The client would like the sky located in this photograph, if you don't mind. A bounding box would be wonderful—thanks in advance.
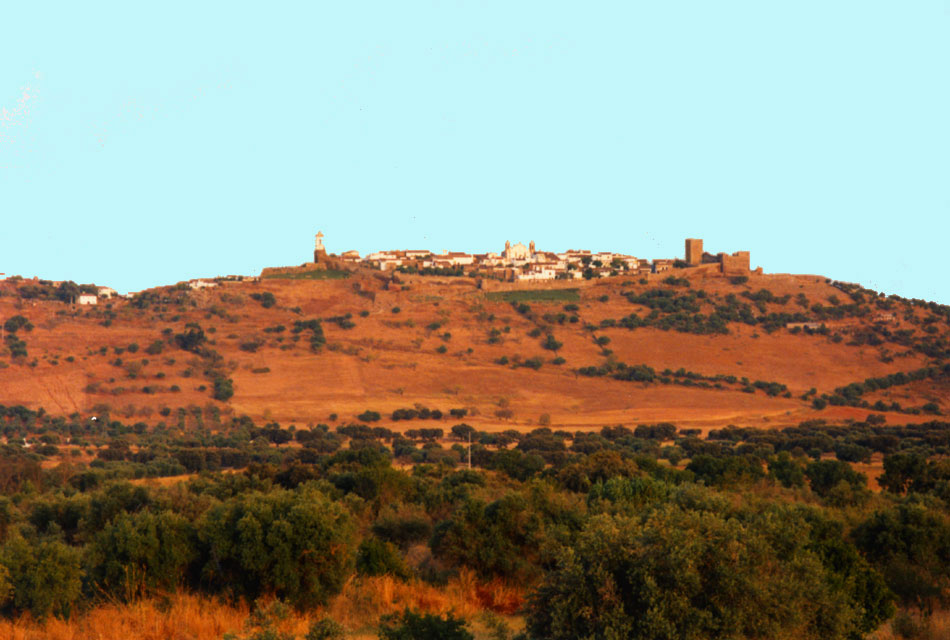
[1,1,948,301]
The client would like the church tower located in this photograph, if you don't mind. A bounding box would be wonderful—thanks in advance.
[529,240,536,255]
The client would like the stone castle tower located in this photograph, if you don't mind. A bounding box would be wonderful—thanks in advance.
[685,238,703,266]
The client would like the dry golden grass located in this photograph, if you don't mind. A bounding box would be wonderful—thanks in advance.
[868,608,950,640]
[0,593,250,640]
[327,570,522,627]
[0,573,525,640]
[1,270,945,433]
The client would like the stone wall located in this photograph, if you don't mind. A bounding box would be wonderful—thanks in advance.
[476,277,600,293]
[690,263,724,276]
[259,262,326,278]
[720,251,751,276]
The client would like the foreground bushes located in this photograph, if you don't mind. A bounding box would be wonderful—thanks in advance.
[528,484,894,640]
[378,609,474,640]
[198,487,355,608]
[7,406,950,636]
[0,537,82,619]
[87,509,196,600]
[0,484,355,617]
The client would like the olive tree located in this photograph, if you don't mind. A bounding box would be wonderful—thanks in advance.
[197,486,355,608]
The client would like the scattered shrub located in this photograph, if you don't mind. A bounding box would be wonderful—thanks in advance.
[213,377,234,402]
[378,609,473,640]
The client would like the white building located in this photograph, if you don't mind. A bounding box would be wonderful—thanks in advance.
[365,251,398,261]
[377,258,403,270]
[78,294,98,305]
[516,264,558,281]
[503,241,535,262]
[441,251,475,266]
[189,280,218,289]
[558,250,591,261]
[97,286,118,298]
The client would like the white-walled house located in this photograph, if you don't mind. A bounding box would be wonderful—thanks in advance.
[442,252,475,266]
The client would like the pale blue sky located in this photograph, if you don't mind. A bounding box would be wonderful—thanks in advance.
[1,1,948,301]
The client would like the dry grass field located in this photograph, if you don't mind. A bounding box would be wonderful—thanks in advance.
[0,268,943,433]
[0,573,524,640]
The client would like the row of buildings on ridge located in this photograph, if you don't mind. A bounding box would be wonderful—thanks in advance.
[315,232,753,281]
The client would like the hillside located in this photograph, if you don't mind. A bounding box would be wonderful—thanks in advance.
[2,266,947,433]
[3,265,950,639]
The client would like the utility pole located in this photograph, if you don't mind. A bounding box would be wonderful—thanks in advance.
[468,431,472,469]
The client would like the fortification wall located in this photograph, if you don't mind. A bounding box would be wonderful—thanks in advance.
[721,251,751,276]
[261,253,354,278]
[260,262,326,278]
[690,263,724,276]
[476,277,599,293]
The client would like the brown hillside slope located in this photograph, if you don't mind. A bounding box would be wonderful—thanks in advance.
[0,269,946,432]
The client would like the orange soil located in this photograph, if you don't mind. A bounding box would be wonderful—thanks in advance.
[0,270,945,432]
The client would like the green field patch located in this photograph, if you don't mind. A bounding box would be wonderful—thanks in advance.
[484,288,580,303]
[263,269,350,280]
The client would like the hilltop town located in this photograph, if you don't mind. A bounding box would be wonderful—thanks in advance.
[271,232,757,282]
[1,231,950,640]
[2,234,755,304]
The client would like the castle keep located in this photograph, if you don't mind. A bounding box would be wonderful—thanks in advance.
[685,238,703,266]
[685,238,753,275]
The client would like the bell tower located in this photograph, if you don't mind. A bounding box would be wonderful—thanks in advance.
[314,231,327,262]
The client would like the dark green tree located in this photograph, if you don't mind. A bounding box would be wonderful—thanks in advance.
[878,452,928,494]
[55,281,81,304]
[526,503,890,640]
[854,503,950,610]
[3,315,33,333]
[213,376,234,401]
[378,609,473,640]
[768,451,806,488]
[87,509,197,599]
[174,323,207,353]
[197,487,355,608]
[355,537,410,579]
[431,494,544,581]
[805,460,869,505]
[541,334,563,351]
[0,537,83,619]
